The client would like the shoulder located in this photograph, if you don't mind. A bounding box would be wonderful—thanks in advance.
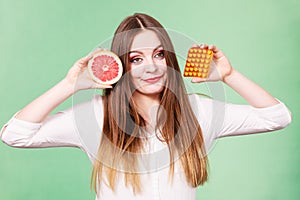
[187,93,219,114]
[72,93,104,110]
[70,93,104,124]
[93,94,104,107]
[186,93,217,125]
[186,93,228,130]
[187,93,212,105]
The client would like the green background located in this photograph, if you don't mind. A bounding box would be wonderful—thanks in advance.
[0,0,299,199]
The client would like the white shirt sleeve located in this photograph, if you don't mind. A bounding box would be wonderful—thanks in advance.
[0,94,104,156]
[0,108,80,148]
[189,94,292,140]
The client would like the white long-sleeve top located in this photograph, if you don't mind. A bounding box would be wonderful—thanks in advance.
[0,94,292,200]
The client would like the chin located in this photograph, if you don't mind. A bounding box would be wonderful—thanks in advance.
[136,85,165,95]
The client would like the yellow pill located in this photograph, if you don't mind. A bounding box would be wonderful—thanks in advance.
[193,72,197,76]
[202,54,206,58]
[198,49,202,53]
[201,59,204,62]
[198,73,202,77]
[206,55,211,59]
[203,50,207,53]
[200,64,204,67]
[202,74,207,78]
[203,69,208,73]
[197,54,201,58]
[187,63,191,67]
[190,49,194,53]
[204,64,209,68]
[185,68,189,71]
[192,58,195,62]
[208,50,212,54]
[189,53,193,57]
[205,60,209,64]
[194,68,198,71]
[191,63,194,66]
[195,63,199,67]
[189,72,193,76]
[193,54,196,57]
[188,58,191,62]
[190,68,194,71]
[196,59,200,62]
[198,68,203,72]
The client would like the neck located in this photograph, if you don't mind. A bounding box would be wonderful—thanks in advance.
[132,92,161,124]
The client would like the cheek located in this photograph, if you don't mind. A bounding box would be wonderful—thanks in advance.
[130,66,144,78]
[158,60,168,73]
[159,59,167,66]
[159,64,168,75]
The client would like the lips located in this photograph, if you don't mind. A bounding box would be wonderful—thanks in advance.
[143,76,162,83]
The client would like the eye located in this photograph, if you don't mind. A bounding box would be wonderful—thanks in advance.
[154,50,165,59]
[130,57,143,64]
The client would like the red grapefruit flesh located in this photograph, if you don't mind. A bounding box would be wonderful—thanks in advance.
[87,50,123,85]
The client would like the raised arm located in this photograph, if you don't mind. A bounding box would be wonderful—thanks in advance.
[190,44,291,140]
[15,53,111,123]
[1,50,110,148]
[191,44,279,108]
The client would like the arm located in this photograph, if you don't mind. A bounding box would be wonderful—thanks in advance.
[1,51,110,148]
[190,44,291,140]
[1,95,103,151]
[189,94,291,147]
[223,69,279,108]
[192,44,280,108]
[14,78,74,123]
[14,53,111,123]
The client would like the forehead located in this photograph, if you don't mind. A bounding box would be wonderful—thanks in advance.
[130,30,161,51]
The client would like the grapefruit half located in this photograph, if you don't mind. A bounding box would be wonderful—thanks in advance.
[87,50,123,85]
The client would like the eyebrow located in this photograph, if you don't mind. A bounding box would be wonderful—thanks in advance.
[129,44,163,55]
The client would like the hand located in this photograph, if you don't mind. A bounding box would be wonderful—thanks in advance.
[191,44,233,83]
[64,48,112,92]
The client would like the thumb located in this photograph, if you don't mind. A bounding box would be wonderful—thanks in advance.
[93,83,113,89]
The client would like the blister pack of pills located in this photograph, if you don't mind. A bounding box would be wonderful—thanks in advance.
[183,47,214,78]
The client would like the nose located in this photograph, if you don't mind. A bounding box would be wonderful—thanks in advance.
[144,57,158,73]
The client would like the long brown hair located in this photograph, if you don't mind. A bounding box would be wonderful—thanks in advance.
[91,13,209,194]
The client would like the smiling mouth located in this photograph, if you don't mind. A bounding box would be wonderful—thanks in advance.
[143,76,162,83]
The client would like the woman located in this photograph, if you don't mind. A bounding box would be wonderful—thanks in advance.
[0,13,292,200]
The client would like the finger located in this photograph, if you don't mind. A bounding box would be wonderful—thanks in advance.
[208,45,222,57]
[200,43,208,49]
[94,83,113,89]
[208,44,216,50]
[79,54,92,62]
[207,45,224,59]
[213,49,225,59]
[78,55,93,66]
[85,54,93,61]
[211,46,221,54]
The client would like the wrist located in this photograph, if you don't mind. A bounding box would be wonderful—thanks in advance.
[60,78,77,96]
[223,68,236,84]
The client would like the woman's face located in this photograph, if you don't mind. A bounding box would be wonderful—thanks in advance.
[128,30,167,96]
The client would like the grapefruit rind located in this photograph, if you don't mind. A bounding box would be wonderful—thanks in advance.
[87,50,123,85]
